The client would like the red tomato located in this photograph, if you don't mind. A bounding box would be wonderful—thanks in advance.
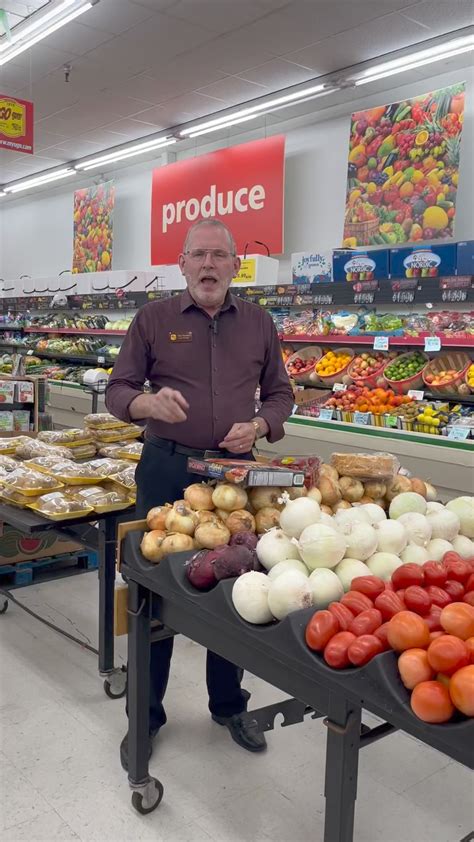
[449,665,474,716]
[398,648,434,689]
[350,575,385,599]
[444,559,470,585]
[384,581,395,592]
[430,631,444,641]
[427,635,470,675]
[423,561,447,588]
[341,591,373,616]
[440,602,474,640]
[411,681,454,723]
[305,610,339,652]
[444,580,465,601]
[392,563,425,590]
[395,589,406,601]
[425,605,443,631]
[404,585,431,615]
[425,586,451,608]
[323,631,357,669]
[442,551,462,567]
[374,590,406,621]
[348,608,382,637]
[464,636,474,664]
[328,602,354,631]
[374,622,391,651]
[347,634,384,667]
[463,592,474,608]
[387,611,430,652]
[465,573,474,593]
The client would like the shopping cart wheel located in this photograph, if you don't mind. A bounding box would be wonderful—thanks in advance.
[0,600,8,614]
[103,665,127,699]
[131,778,163,814]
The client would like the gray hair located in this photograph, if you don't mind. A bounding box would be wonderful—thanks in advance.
[183,219,236,254]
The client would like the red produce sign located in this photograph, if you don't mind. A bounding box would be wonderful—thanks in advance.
[0,94,34,154]
[151,136,285,264]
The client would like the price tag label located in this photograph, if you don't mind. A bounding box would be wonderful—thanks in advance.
[373,336,389,350]
[97,356,105,364]
[385,414,398,428]
[353,411,370,425]
[448,427,470,441]
[319,408,334,421]
[408,389,424,401]
[292,403,298,416]
[333,383,347,393]
[27,350,34,356]
[424,336,441,352]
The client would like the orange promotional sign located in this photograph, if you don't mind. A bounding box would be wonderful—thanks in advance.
[0,94,34,154]
[151,136,285,264]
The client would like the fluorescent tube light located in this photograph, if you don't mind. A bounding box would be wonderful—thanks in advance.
[0,190,6,197]
[0,1,94,66]
[180,82,329,136]
[188,114,260,138]
[75,137,176,170]
[5,169,75,194]
[0,0,78,51]
[354,35,474,86]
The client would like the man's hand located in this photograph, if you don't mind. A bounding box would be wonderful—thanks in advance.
[130,389,189,423]
[219,422,257,454]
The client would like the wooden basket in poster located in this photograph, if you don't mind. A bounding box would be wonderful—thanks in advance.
[343,218,379,246]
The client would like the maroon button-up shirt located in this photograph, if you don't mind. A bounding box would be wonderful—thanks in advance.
[105,290,294,450]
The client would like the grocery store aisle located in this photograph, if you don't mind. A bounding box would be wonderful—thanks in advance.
[0,572,472,842]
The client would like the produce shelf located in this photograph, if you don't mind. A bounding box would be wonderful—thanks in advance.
[280,333,474,347]
[24,327,127,336]
[295,383,474,405]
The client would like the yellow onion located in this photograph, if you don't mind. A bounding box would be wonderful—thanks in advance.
[286,486,308,500]
[226,509,256,535]
[184,483,215,511]
[339,476,364,503]
[385,475,412,502]
[195,510,220,525]
[161,533,194,554]
[248,486,282,512]
[140,529,167,563]
[363,481,387,499]
[332,500,352,512]
[319,477,342,507]
[410,478,427,498]
[255,507,281,533]
[212,483,248,512]
[320,464,339,481]
[307,487,322,504]
[146,505,171,531]
[215,508,229,522]
[165,504,197,536]
[195,521,231,549]
[321,505,333,516]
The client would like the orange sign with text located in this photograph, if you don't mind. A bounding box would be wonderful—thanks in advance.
[0,94,34,154]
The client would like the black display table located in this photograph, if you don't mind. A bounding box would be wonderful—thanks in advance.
[0,501,134,698]
[122,531,474,841]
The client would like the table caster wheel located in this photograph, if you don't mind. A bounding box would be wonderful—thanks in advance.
[131,778,163,814]
[0,600,8,615]
[103,665,127,699]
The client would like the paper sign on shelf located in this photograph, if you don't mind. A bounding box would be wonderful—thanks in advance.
[385,415,398,427]
[319,408,334,421]
[424,336,441,352]
[333,383,347,392]
[447,427,470,441]
[408,390,424,400]
[353,411,370,425]
[373,336,389,350]
[292,404,298,416]
[233,258,256,285]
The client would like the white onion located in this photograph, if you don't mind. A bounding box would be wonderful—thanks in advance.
[446,497,474,538]
[400,544,429,566]
[334,507,371,529]
[375,520,407,555]
[343,522,378,561]
[452,534,474,559]
[397,512,432,547]
[366,552,403,581]
[335,558,371,592]
[267,558,309,581]
[212,483,248,512]
[256,529,300,570]
[426,501,444,514]
[279,496,321,539]
[358,503,387,525]
[427,508,460,542]
[296,523,346,571]
[267,570,313,620]
[232,572,273,624]
[424,482,438,502]
[426,538,454,562]
[320,512,335,527]
[389,492,427,519]
[309,568,344,608]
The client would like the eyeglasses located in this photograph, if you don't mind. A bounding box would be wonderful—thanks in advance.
[184,248,236,261]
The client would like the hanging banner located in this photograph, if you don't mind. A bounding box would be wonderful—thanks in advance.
[72,181,115,273]
[151,135,285,264]
[343,82,465,246]
[0,93,34,154]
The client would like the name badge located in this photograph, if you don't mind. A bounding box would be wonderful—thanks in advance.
[169,331,193,343]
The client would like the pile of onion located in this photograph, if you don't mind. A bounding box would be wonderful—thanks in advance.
[184,483,215,511]
[212,483,248,512]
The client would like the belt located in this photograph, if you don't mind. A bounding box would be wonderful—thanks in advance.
[145,433,224,459]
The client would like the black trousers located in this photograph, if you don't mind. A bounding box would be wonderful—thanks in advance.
[134,438,250,734]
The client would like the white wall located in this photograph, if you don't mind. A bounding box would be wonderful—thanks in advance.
[1,66,473,282]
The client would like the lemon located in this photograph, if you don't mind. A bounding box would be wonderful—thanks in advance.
[422,206,449,231]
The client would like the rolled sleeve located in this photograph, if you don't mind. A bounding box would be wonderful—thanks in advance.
[105,309,152,423]
[257,313,294,443]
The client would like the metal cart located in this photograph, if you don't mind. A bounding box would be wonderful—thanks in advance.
[121,532,474,841]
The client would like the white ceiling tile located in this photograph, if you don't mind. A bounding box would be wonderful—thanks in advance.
[153,91,226,124]
[120,105,168,129]
[102,117,162,139]
[115,74,168,103]
[166,0,275,35]
[79,128,130,146]
[85,91,156,117]
[4,43,73,74]
[35,21,115,56]
[144,53,228,93]
[400,0,474,33]
[0,62,31,89]
[128,0,179,9]
[79,0,156,34]
[197,75,269,106]
[34,129,71,151]
[238,58,317,88]
[186,31,276,75]
[50,139,106,158]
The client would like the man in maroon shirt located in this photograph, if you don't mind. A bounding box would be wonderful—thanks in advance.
[106,219,293,770]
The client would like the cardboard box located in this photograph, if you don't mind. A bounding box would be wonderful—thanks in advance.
[390,244,457,279]
[291,251,333,284]
[0,523,82,566]
[456,241,474,276]
[187,457,305,487]
[332,248,389,282]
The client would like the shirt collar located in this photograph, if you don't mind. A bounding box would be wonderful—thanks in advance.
[180,289,238,314]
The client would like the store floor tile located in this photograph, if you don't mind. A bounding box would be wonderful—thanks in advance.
[0,574,472,842]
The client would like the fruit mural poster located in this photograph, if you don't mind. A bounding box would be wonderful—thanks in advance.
[72,181,115,272]
[344,83,465,246]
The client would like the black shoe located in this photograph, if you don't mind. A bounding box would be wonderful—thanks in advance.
[211,712,267,753]
[120,731,156,772]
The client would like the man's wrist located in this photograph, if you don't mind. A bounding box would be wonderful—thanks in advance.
[252,417,269,440]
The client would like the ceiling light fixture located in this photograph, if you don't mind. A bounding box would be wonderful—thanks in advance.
[74,136,177,170]
[5,168,75,194]
[187,114,260,138]
[0,1,97,66]
[180,82,332,136]
[353,34,474,86]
